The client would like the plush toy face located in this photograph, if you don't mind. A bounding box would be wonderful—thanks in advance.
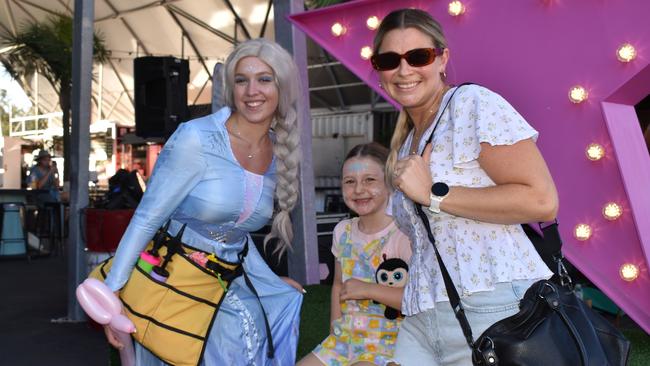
[375,257,409,288]
[375,256,409,320]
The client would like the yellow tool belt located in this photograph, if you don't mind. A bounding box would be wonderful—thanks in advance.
[90,239,242,366]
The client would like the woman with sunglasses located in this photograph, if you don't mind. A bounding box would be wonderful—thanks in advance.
[372,9,559,366]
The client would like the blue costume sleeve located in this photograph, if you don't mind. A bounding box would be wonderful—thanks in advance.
[104,123,206,291]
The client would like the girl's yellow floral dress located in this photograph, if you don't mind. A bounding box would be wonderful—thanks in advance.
[313,218,411,366]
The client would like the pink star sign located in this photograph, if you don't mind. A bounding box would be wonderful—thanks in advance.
[289,0,650,332]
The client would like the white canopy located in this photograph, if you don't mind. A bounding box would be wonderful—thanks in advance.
[0,0,370,127]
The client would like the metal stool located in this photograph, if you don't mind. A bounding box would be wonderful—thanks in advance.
[34,202,64,256]
[45,202,64,256]
[0,202,28,258]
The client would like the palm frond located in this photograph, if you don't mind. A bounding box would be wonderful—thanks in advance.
[0,13,108,89]
[305,0,349,10]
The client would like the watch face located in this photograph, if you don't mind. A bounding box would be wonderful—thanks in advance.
[432,182,450,197]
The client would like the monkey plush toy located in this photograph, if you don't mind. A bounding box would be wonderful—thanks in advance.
[374,254,409,320]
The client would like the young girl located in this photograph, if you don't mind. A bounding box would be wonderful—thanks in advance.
[298,143,412,366]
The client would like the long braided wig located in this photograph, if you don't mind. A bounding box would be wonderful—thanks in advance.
[222,39,301,255]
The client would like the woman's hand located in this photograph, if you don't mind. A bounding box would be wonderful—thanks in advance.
[104,324,125,349]
[280,276,306,294]
[393,143,434,205]
[339,278,371,301]
[102,290,125,349]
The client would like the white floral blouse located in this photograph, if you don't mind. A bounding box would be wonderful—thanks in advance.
[392,84,553,316]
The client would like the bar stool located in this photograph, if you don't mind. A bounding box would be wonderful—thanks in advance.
[34,202,64,256]
[44,202,64,256]
[0,202,28,258]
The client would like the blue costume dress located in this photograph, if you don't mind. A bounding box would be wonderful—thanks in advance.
[103,107,303,366]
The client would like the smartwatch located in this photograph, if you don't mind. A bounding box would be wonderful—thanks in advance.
[427,182,450,214]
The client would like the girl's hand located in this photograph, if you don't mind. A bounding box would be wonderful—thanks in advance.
[393,143,434,205]
[339,278,371,301]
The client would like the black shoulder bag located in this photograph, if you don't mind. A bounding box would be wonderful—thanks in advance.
[413,84,630,366]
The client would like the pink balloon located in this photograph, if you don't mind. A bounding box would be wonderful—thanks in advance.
[111,314,136,334]
[81,278,122,314]
[75,279,136,366]
[114,330,136,366]
[76,285,111,324]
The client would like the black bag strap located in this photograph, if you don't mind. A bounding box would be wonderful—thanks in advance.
[411,83,566,349]
[161,224,275,358]
[238,238,275,359]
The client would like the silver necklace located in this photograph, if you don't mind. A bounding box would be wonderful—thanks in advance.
[408,85,450,155]
[230,122,265,159]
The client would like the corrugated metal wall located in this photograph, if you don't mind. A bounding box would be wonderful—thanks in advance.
[311,112,373,140]
[311,111,374,212]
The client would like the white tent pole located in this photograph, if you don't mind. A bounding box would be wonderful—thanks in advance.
[273,0,320,285]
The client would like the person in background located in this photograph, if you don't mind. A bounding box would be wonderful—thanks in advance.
[29,149,60,202]
[298,142,412,366]
[371,9,559,365]
[101,38,304,365]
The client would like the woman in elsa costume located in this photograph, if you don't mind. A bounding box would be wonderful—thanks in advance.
[102,38,304,366]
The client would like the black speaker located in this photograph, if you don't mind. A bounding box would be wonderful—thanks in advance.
[134,56,190,138]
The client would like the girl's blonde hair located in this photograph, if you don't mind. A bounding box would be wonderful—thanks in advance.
[372,9,448,187]
[222,38,301,255]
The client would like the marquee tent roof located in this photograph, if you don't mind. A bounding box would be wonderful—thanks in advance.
[0,0,371,128]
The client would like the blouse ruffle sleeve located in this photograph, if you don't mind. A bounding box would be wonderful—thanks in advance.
[450,85,539,167]
[104,122,207,291]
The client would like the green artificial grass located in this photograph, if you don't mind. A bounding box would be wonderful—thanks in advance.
[624,328,650,365]
[297,284,332,359]
[110,284,650,365]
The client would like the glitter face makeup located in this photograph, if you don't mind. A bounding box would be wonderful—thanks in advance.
[341,157,389,217]
[347,161,368,173]
[233,56,279,127]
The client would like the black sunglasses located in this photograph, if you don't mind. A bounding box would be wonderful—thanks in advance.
[370,48,443,71]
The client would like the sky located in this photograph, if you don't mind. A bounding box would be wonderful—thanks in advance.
[0,64,33,111]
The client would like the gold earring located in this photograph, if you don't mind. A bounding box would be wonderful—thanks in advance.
[440,71,447,79]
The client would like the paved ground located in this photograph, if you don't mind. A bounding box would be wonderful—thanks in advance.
[0,254,109,365]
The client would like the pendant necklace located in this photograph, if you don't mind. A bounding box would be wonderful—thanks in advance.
[230,121,265,159]
[409,85,451,155]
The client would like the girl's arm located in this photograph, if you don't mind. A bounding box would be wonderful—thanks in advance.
[339,278,404,310]
[330,261,343,331]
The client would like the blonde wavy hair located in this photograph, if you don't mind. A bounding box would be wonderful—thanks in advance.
[222,38,301,255]
[372,9,448,187]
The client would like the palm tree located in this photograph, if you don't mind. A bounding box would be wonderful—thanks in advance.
[0,14,108,182]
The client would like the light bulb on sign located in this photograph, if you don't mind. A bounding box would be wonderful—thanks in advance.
[569,86,588,103]
[574,224,592,241]
[448,1,466,16]
[616,43,637,62]
[331,22,346,37]
[360,46,373,60]
[620,263,639,281]
[586,143,605,161]
[603,202,622,221]
[366,16,380,30]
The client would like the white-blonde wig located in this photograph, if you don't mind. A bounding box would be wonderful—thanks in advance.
[222,38,301,255]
